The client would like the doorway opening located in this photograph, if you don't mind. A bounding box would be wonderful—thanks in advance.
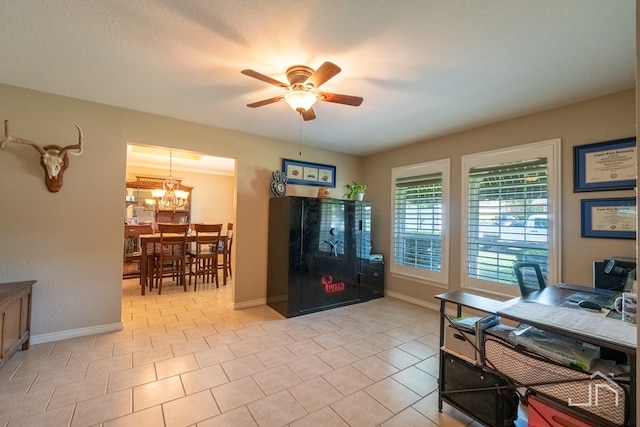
[123,143,237,297]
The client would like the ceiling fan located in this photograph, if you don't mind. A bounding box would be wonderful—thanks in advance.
[241,61,363,121]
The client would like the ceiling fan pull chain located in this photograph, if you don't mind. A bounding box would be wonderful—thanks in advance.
[299,113,303,156]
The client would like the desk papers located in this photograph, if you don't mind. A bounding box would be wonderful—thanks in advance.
[498,302,636,348]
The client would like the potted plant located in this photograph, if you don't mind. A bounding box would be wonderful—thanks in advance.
[343,181,367,201]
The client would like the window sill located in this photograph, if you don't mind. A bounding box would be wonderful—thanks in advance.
[390,271,449,289]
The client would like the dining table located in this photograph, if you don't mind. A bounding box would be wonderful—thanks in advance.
[138,233,228,295]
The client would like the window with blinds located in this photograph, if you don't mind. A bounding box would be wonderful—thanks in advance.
[461,139,560,295]
[391,159,450,285]
[467,158,548,284]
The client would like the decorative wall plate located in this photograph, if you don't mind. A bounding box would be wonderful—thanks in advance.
[271,169,287,197]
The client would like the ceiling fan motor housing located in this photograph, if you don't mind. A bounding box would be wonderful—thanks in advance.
[286,65,314,88]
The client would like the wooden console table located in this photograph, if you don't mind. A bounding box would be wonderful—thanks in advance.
[0,280,35,369]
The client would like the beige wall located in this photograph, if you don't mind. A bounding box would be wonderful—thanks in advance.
[0,83,362,341]
[0,83,636,342]
[364,89,636,308]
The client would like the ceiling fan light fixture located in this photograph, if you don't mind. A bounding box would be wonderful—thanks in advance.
[242,62,362,120]
[284,90,317,112]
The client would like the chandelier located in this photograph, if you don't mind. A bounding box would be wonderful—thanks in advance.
[151,150,189,209]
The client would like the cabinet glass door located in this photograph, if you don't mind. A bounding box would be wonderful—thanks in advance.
[299,199,361,312]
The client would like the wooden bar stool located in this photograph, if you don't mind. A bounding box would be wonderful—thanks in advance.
[188,224,223,290]
[123,224,154,286]
[153,223,189,294]
[218,223,233,285]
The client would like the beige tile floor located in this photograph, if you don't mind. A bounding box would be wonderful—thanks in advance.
[0,278,483,427]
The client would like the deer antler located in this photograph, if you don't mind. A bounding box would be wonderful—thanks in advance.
[0,120,46,155]
[58,124,83,156]
[1,119,85,192]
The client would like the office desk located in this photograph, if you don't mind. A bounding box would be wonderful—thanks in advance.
[499,284,634,355]
[436,285,636,426]
[139,233,227,295]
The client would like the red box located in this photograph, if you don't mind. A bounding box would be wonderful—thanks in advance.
[527,394,592,427]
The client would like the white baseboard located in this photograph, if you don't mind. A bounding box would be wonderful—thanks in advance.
[385,290,490,319]
[233,297,267,310]
[384,289,440,312]
[31,322,123,345]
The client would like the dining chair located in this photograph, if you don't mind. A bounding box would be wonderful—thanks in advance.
[123,224,154,285]
[218,222,233,283]
[188,223,223,290]
[513,261,546,297]
[153,223,189,294]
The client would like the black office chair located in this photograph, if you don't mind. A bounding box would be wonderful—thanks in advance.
[513,262,546,297]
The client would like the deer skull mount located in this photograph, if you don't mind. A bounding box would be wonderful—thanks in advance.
[0,120,83,192]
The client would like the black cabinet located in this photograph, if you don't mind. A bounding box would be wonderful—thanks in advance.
[267,196,375,318]
[364,254,384,300]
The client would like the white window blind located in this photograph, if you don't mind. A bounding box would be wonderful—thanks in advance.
[461,139,561,297]
[394,173,443,270]
[391,159,450,285]
[467,158,549,285]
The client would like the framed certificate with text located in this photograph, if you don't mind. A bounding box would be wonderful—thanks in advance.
[573,137,636,192]
[581,197,636,239]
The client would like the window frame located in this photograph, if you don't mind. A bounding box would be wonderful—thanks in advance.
[461,139,561,297]
[390,158,450,287]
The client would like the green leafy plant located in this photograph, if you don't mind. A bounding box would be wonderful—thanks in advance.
[343,181,367,199]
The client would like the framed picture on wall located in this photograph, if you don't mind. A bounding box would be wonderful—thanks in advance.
[580,197,636,239]
[573,137,636,192]
[283,158,336,187]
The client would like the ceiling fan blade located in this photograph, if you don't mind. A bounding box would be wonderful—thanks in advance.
[301,108,316,121]
[317,92,363,106]
[241,69,289,89]
[305,62,341,89]
[246,96,284,108]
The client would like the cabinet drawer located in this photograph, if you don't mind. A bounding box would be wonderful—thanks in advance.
[444,325,479,363]
[441,353,519,426]
[527,394,592,427]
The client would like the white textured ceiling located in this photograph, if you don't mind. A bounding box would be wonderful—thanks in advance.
[0,1,635,156]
